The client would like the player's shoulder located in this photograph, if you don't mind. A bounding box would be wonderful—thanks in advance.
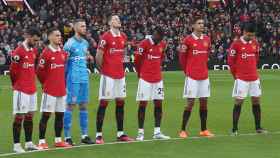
[65,37,76,46]
[120,32,127,39]
[203,35,211,41]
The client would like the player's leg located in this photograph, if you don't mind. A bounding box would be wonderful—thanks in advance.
[115,77,133,142]
[136,78,150,141]
[54,96,71,147]
[38,93,54,149]
[96,75,112,144]
[249,79,266,133]
[152,81,170,139]
[64,82,78,145]
[13,114,25,153]
[12,90,25,153]
[197,78,213,137]
[180,77,197,138]
[24,92,39,151]
[78,82,93,144]
[231,79,248,135]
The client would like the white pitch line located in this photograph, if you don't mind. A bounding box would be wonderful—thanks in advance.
[1,131,280,157]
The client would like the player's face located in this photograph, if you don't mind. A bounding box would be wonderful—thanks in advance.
[110,16,122,28]
[193,19,205,33]
[243,31,255,41]
[153,32,163,43]
[75,22,87,36]
[49,30,62,45]
[28,35,40,48]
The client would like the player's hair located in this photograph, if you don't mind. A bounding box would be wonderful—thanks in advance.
[73,19,86,25]
[191,16,204,24]
[25,27,41,37]
[107,14,118,23]
[153,26,165,36]
[47,27,60,36]
[243,22,256,33]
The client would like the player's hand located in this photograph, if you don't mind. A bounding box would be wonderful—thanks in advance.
[87,55,94,63]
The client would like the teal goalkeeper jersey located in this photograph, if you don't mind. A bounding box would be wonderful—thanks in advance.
[64,36,89,83]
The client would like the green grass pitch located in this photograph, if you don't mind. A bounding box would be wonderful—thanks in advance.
[0,70,280,158]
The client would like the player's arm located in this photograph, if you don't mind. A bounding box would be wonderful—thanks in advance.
[227,43,237,79]
[9,50,21,86]
[178,37,188,74]
[96,37,107,71]
[36,50,48,84]
[134,42,145,77]
[255,42,260,65]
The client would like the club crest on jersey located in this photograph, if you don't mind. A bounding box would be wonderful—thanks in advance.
[61,54,65,60]
[203,41,208,47]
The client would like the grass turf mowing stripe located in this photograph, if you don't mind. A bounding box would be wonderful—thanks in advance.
[1,131,280,157]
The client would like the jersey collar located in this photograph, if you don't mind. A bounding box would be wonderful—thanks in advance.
[191,33,204,40]
[22,40,33,51]
[48,45,61,52]
[110,29,121,37]
[240,36,252,44]
[146,35,154,45]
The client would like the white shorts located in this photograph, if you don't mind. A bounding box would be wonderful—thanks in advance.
[232,79,261,99]
[136,79,164,101]
[13,90,37,115]
[98,75,126,100]
[40,93,66,112]
[183,77,210,98]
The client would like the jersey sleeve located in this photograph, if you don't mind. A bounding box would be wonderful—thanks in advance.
[134,40,146,76]
[179,37,188,74]
[36,50,48,84]
[97,34,108,52]
[227,42,237,78]
[9,49,21,86]
[63,39,72,55]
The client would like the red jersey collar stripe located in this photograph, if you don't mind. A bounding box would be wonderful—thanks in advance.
[22,40,33,51]
[48,45,61,52]
[110,29,121,37]
[240,36,252,44]
[191,33,204,40]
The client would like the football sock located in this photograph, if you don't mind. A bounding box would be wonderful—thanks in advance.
[23,113,33,142]
[181,100,194,131]
[233,104,242,131]
[154,100,162,128]
[252,104,261,129]
[138,101,148,129]
[199,98,208,131]
[13,115,24,143]
[79,110,88,136]
[116,100,125,132]
[64,109,72,138]
[55,112,64,138]
[96,100,108,133]
[39,112,51,139]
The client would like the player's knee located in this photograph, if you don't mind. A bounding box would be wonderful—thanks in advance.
[66,104,75,111]
[153,100,162,107]
[139,101,148,107]
[79,103,87,110]
[14,114,24,123]
[24,113,33,121]
[42,112,51,119]
[116,99,125,107]
[251,97,260,105]
[99,99,109,108]
[235,99,244,105]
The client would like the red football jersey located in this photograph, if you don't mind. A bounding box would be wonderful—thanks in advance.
[9,43,37,94]
[135,37,166,83]
[37,46,68,96]
[98,30,127,79]
[180,33,211,80]
[227,36,260,81]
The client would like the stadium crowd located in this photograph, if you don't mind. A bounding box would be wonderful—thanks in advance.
[0,0,279,66]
